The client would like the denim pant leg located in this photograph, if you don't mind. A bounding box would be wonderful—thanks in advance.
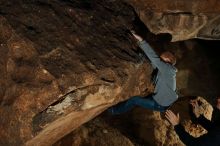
[108,96,167,115]
[135,96,168,112]
[108,96,141,115]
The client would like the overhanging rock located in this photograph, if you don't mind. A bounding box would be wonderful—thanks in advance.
[0,1,154,145]
[127,0,220,41]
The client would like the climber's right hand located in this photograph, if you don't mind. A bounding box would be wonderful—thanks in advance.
[130,30,143,42]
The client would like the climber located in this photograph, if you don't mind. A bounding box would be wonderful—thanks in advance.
[165,97,220,146]
[108,30,178,114]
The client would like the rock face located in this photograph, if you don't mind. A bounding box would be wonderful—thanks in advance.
[0,1,153,145]
[0,0,220,146]
[127,0,220,41]
[53,117,136,146]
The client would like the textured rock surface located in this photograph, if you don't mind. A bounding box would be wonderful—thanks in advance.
[0,1,153,145]
[0,0,220,146]
[127,0,220,41]
[53,118,135,146]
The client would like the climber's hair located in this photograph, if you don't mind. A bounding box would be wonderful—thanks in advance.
[160,51,176,65]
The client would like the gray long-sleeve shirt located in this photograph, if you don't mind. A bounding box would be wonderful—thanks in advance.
[138,40,178,106]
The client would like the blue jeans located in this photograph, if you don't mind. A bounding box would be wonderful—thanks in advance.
[108,96,168,115]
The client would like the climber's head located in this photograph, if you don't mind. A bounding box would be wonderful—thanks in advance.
[160,51,176,65]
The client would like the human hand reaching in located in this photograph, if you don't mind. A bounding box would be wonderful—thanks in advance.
[130,30,143,42]
[165,110,180,126]
[190,99,201,118]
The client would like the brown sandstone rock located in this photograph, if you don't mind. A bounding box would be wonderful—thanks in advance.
[127,0,220,41]
[0,1,153,145]
[0,0,220,146]
[53,118,135,146]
